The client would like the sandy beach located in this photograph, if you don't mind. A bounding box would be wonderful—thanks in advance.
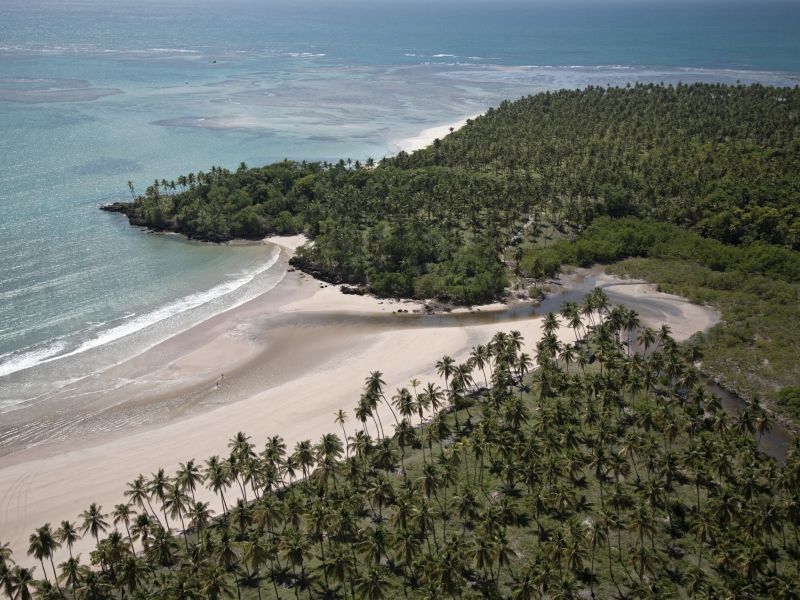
[0,233,720,566]
[0,120,719,566]
[0,243,553,562]
[394,113,482,153]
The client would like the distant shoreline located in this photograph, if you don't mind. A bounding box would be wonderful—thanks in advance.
[393,113,483,154]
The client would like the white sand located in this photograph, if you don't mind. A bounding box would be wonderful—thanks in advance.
[595,272,721,342]
[0,242,718,566]
[263,233,309,251]
[394,113,482,153]
[0,279,555,564]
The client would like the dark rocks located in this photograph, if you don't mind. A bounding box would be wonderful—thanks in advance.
[100,201,133,214]
[100,201,148,227]
[100,202,234,243]
[340,285,366,296]
[288,256,353,286]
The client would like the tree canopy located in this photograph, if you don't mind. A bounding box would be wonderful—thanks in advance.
[4,304,800,599]
[114,83,800,305]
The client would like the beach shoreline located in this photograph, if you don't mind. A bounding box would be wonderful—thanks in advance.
[0,117,719,565]
[0,234,721,565]
[393,113,483,153]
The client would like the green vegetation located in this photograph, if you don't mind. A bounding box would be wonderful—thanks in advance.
[410,84,800,249]
[108,83,800,417]
[609,256,800,424]
[517,217,800,422]
[2,296,799,599]
[112,83,800,305]
[777,388,800,423]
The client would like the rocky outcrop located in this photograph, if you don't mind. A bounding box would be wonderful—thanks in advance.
[100,202,235,243]
[100,202,148,227]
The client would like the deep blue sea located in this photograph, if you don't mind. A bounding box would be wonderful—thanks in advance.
[1,0,799,410]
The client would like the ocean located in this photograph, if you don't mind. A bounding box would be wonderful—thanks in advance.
[1,0,799,411]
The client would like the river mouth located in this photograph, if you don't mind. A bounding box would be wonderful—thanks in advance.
[538,267,793,462]
[0,263,793,463]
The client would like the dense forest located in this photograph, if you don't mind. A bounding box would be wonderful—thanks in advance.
[3,298,800,599]
[108,83,800,303]
[105,82,800,422]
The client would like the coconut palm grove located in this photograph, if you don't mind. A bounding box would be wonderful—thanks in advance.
[3,86,800,598]
[2,292,800,599]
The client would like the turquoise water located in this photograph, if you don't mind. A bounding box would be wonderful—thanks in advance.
[1,0,799,409]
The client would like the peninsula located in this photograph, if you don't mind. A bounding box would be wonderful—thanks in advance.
[2,83,799,600]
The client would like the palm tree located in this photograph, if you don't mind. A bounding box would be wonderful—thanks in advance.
[0,542,15,599]
[112,504,136,555]
[75,570,113,599]
[56,521,80,560]
[150,526,178,568]
[37,578,66,600]
[470,345,491,389]
[124,475,162,528]
[163,484,191,551]
[79,503,109,546]
[542,312,560,338]
[281,528,310,599]
[27,524,61,586]
[118,555,148,598]
[355,566,389,600]
[424,382,445,416]
[205,455,233,516]
[292,439,316,485]
[365,370,399,426]
[355,400,373,438]
[176,459,205,503]
[334,410,350,457]
[9,566,36,600]
[58,556,84,598]
[392,388,416,423]
[395,419,416,475]
[242,533,269,600]
[511,564,538,600]
[436,356,457,401]
[584,517,606,597]
[494,530,519,581]
[330,540,358,594]
[188,501,215,534]
[359,525,389,565]
[147,469,173,529]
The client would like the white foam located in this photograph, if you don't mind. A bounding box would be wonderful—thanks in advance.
[0,341,68,378]
[59,250,280,359]
[0,249,281,378]
[284,52,327,58]
[149,48,200,54]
